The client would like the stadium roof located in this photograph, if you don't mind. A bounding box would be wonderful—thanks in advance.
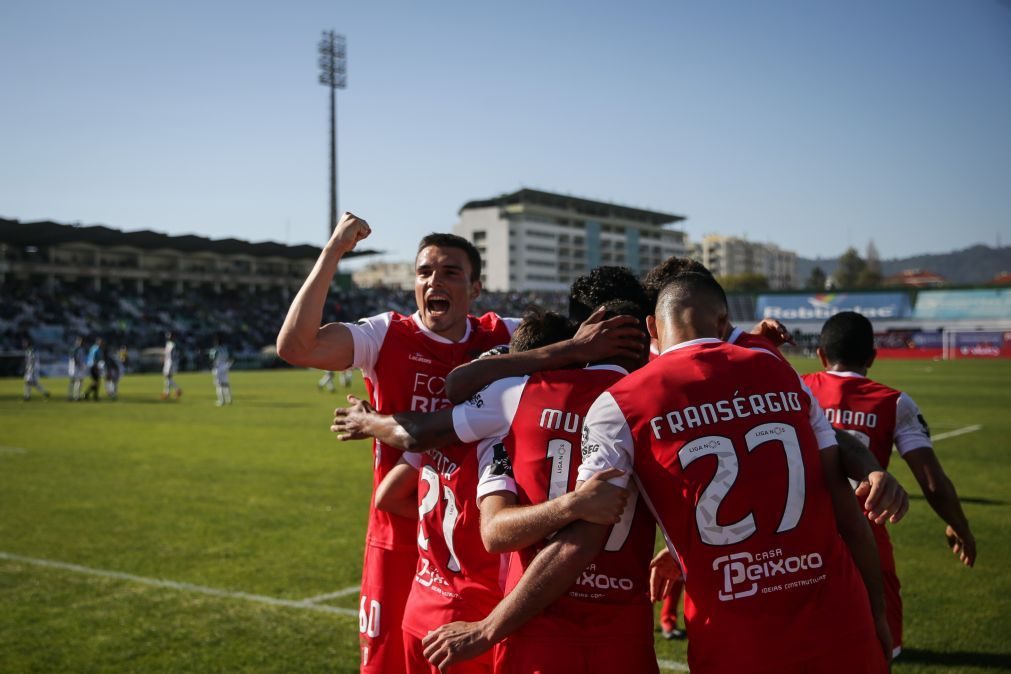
[459,188,686,227]
[0,218,378,260]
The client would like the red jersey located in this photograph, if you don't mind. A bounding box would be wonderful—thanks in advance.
[801,370,932,472]
[453,365,657,641]
[648,326,785,363]
[348,311,516,552]
[726,325,786,361]
[579,339,878,673]
[399,440,508,639]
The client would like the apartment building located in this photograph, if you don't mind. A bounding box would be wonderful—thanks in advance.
[454,188,687,291]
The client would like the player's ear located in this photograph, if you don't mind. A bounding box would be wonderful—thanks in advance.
[646,314,659,341]
[715,313,730,340]
[469,279,481,301]
[816,347,830,369]
[866,349,877,369]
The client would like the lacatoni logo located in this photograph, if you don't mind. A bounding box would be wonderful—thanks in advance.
[712,549,825,601]
[760,293,899,320]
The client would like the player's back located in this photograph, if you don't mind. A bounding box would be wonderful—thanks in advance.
[604,340,878,671]
[502,366,656,638]
[803,371,901,470]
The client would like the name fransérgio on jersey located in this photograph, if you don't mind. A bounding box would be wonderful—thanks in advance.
[650,389,804,439]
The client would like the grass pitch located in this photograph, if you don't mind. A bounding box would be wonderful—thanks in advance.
[1,359,1009,673]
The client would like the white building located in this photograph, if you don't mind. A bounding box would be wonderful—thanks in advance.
[697,234,797,289]
[351,261,415,290]
[454,188,687,292]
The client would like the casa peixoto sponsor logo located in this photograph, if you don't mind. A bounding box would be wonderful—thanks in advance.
[712,548,826,601]
[576,563,634,592]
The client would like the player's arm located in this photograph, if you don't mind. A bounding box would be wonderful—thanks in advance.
[444,308,643,404]
[894,395,975,566]
[332,395,459,452]
[903,448,976,566]
[820,443,892,661]
[478,469,627,553]
[374,456,419,520]
[835,429,909,524]
[423,519,611,669]
[749,318,795,345]
[275,212,371,370]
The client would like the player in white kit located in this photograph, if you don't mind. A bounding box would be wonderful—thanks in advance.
[162,332,182,399]
[210,336,233,406]
[22,338,50,400]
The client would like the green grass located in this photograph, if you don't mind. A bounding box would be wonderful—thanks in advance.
[2,361,1010,672]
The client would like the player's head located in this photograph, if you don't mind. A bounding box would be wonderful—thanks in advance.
[415,233,482,340]
[818,311,876,372]
[642,256,712,312]
[568,266,649,323]
[598,298,651,370]
[74,335,84,347]
[509,309,576,353]
[652,272,729,351]
[165,331,173,342]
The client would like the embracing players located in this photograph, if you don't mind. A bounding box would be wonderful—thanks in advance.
[422,273,895,673]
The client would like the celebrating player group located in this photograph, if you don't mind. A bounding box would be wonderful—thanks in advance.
[278,212,976,674]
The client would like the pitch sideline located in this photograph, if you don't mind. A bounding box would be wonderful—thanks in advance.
[0,550,690,671]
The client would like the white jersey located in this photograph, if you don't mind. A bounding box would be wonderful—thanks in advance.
[68,346,86,379]
[210,346,231,384]
[24,348,40,383]
[163,340,179,376]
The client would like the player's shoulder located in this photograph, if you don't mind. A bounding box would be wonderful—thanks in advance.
[730,330,784,358]
[472,311,510,332]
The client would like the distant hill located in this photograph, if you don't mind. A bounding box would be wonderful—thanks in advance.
[797,245,1011,286]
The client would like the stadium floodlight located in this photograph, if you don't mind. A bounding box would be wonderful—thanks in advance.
[318,30,347,237]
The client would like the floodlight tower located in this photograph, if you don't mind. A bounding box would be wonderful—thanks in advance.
[318,31,347,237]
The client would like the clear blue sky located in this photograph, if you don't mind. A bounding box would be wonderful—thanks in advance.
[2,0,1009,265]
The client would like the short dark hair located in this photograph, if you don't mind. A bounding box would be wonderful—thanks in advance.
[417,233,482,282]
[510,309,576,353]
[568,266,649,323]
[642,257,712,311]
[819,311,875,368]
[599,298,649,328]
[656,272,728,322]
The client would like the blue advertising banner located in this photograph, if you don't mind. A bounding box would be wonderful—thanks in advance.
[912,289,1011,320]
[755,293,912,321]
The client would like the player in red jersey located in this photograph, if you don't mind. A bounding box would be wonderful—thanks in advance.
[422,273,892,674]
[641,256,908,520]
[334,269,657,673]
[334,308,643,673]
[802,311,976,657]
[277,213,518,673]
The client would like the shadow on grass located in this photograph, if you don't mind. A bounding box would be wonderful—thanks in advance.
[899,648,1011,669]
[909,494,1006,506]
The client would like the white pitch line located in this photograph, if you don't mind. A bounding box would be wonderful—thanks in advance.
[0,446,28,454]
[657,658,690,671]
[1,551,693,670]
[301,586,361,603]
[0,551,356,617]
[932,424,983,442]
